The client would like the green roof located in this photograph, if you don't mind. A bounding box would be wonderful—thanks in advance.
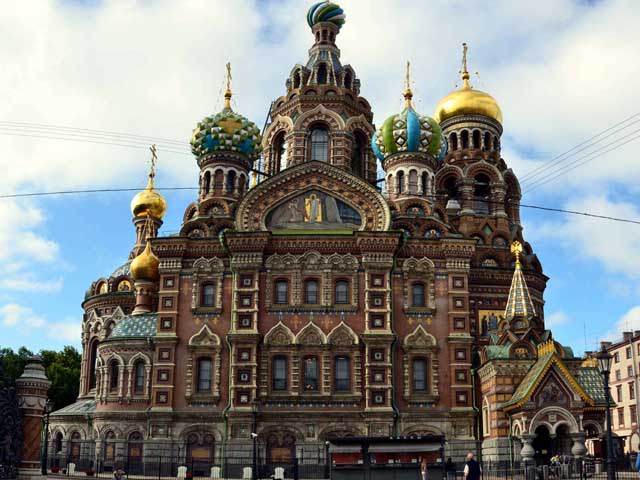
[485,345,510,360]
[576,367,609,406]
[108,313,157,339]
[51,399,96,417]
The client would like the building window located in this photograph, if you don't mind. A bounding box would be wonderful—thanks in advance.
[305,279,319,304]
[334,356,350,392]
[197,358,212,392]
[454,318,465,330]
[273,356,288,391]
[627,347,632,359]
[456,391,468,405]
[628,366,634,378]
[616,370,622,381]
[335,280,349,304]
[274,132,288,171]
[615,352,620,363]
[109,362,119,391]
[310,127,329,162]
[412,358,427,392]
[617,384,623,402]
[371,315,384,329]
[618,407,625,427]
[630,382,635,400]
[303,357,319,391]
[411,283,425,307]
[632,405,637,425]
[134,361,145,393]
[201,283,215,307]
[88,340,99,390]
[455,349,467,361]
[275,280,289,304]
[372,391,385,405]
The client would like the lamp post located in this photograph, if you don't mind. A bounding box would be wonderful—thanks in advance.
[596,345,615,480]
[251,399,260,480]
[40,398,53,475]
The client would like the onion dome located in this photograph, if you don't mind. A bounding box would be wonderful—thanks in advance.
[434,43,502,124]
[307,1,345,30]
[130,164,167,219]
[372,68,446,162]
[130,239,159,281]
[190,67,262,161]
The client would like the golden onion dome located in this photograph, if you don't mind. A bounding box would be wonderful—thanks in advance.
[434,43,502,124]
[130,165,167,219]
[130,240,159,281]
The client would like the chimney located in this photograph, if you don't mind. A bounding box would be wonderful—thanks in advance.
[623,331,634,341]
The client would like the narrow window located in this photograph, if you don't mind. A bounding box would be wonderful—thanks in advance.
[273,356,288,391]
[472,130,481,149]
[412,283,425,307]
[317,63,327,84]
[134,361,145,393]
[293,71,301,89]
[89,340,98,389]
[413,358,427,392]
[450,133,458,151]
[275,280,288,304]
[226,170,236,193]
[304,357,318,391]
[305,279,319,304]
[461,130,469,149]
[421,172,429,195]
[335,356,350,392]
[397,171,405,194]
[197,358,212,392]
[110,362,119,391]
[484,132,491,151]
[335,280,349,304]
[344,71,352,89]
[310,127,329,162]
[201,283,215,307]
[274,132,288,171]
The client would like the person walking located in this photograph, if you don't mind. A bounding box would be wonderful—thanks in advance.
[635,451,640,477]
[420,458,428,480]
[445,457,456,480]
[463,453,481,480]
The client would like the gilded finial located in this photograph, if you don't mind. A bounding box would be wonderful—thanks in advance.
[148,144,157,182]
[460,42,471,89]
[511,240,523,268]
[224,62,233,110]
[403,61,413,108]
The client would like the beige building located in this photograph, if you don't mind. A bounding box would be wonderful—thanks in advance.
[604,332,640,454]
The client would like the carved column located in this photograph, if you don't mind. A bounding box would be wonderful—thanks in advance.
[458,179,475,215]
[16,356,51,472]
[571,432,587,459]
[520,433,536,466]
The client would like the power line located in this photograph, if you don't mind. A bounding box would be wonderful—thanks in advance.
[519,112,640,184]
[1,185,639,225]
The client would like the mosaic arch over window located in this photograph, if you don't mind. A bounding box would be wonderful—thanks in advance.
[265,190,362,231]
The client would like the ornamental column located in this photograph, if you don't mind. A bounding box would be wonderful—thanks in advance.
[16,356,51,473]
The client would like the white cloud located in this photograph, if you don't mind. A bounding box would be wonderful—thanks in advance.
[0,303,45,328]
[47,319,81,343]
[0,276,63,293]
[545,311,570,328]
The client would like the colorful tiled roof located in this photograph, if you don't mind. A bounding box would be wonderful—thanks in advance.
[51,399,96,417]
[108,313,157,339]
[111,261,131,278]
[576,367,610,407]
[485,345,510,360]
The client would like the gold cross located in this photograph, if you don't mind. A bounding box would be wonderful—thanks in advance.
[226,62,232,92]
[219,117,241,134]
[224,62,233,110]
[149,144,157,175]
[462,43,468,74]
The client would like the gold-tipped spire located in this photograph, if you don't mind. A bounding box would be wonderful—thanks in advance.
[403,61,413,108]
[504,240,536,322]
[130,144,167,219]
[224,62,233,110]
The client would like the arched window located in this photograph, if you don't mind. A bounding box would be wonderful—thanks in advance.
[305,279,319,304]
[272,356,288,391]
[201,283,215,307]
[411,283,425,307]
[70,432,81,461]
[484,132,491,151]
[493,136,499,151]
[351,132,367,177]
[334,280,349,304]
[109,361,119,391]
[293,70,301,89]
[275,280,289,304]
[334,356,350,392]
[409,170,418,194]
[104,431,116,462]
[412,358,428,392]
[397,171,405,194]
[472,130,481,149]
[482,398,490,436]
[317,63,327,84]
[127,432,144,472]
[303,357,319,391]
[88,340,99,389]
[203,171,211,194]
[461,130,469,149]
[344,71,352,89]
[444,176,459,201]
[449,133,458,151]
[474,173,491,214]
[134,361,145,393]
[310,127,329,162]
[226,170,236,193]
[274,132,288,171]
[54,432,63,453]
[196,358,212,392]
[238,174,246,196]
[421,172,429,195]
[213,170,224,190]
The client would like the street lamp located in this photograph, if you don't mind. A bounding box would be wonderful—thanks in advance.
[41,399,53,475]
[251,399,260,480]
[596,344,615,480]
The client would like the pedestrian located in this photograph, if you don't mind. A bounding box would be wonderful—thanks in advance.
[635,451,640,477]
[114,469,125,480]
[420,457,428,480]
[463,452,481,480]
[445,457,456,480]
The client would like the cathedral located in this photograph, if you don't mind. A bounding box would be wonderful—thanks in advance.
[48,0,607,472]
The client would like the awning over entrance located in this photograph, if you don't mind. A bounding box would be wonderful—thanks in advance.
[368,442,442,453]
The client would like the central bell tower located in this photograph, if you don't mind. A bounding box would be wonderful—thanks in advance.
[261,1,377,184]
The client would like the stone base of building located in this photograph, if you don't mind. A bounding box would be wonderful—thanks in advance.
[17,468,46,480]
[481,437,516,464]
[444,439,479,464]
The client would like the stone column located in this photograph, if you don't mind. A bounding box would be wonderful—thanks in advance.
[16,356,51,473]
[571,432,587,459]
[520,434,536,465]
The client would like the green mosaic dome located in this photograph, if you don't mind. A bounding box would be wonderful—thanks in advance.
[190,108,263,161]
[108,313,157,339]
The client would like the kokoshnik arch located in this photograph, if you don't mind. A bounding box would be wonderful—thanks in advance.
[48,1,607,467]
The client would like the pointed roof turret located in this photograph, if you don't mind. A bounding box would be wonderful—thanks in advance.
[505,241,536,321]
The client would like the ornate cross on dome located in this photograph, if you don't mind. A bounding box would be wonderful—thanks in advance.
[149,144,157,179]
[403,60,413,107]
[460,42,472,87]
[511,240,523,267]
[224,62,233,110]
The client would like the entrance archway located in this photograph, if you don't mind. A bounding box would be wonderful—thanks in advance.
[555,424,572,458]
[533,425,552,465]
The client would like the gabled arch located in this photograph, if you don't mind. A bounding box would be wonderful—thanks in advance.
[464,161,502,183]
[128,352,151,367]
[403,325,437,349]
[327,321,359,346]
[189,325,221,348]
[293,104,346,131]
[264,321,295,346]
[402,257,435,274]
[104,352,125,366]
[295,321,326,346]
[326,253,359,271]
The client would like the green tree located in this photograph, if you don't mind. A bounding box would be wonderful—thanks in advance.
[0,347,33,382]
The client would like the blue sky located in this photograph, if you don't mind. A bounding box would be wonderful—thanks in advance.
[0,0,638,355]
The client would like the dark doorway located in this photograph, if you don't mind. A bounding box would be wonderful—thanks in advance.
[533,425,552,465]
